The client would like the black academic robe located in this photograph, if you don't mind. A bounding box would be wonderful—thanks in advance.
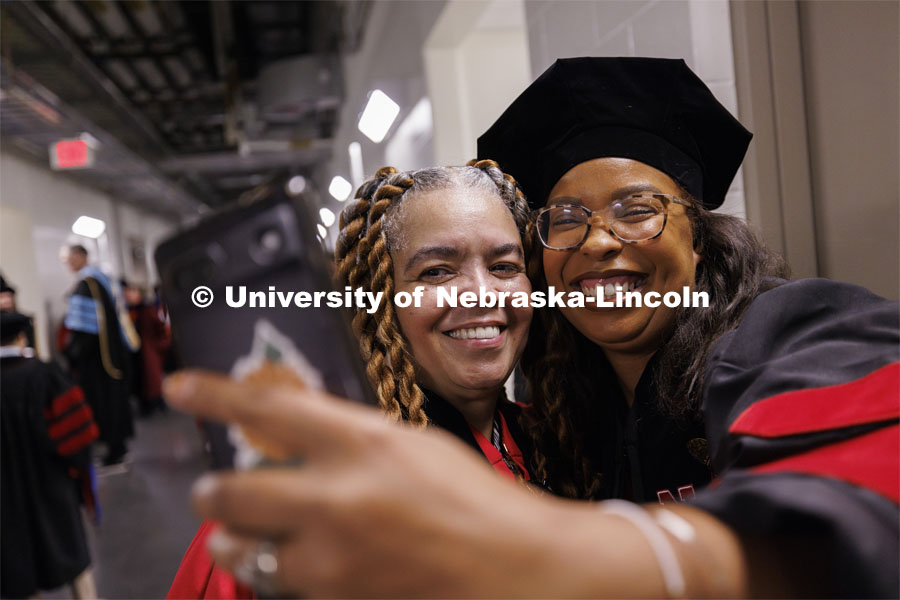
[591,358,712,503]
[596,278,898,597]
[422,390,536,477]
[64,277,133,447]
[1,357,96,598]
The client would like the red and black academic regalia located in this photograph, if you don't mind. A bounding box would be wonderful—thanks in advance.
[694,278,899,597]
[593,278,898,597]
[167,391,534,599]
[63,267,134,450]
[128,301,169,406]
[1,355,98,598]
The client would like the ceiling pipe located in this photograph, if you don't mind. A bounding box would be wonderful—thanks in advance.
[4,1,173,158]
[210,2,241,147]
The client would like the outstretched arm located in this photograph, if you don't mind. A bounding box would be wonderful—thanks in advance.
[165,371,748,598]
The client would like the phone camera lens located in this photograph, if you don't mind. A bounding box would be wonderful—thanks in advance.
[250,226,284,264]
[259,228,283,252]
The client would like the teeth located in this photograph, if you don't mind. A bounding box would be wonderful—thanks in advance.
[579,277,645,300]
[448,326,501,340]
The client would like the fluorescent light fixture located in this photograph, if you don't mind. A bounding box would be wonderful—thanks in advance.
[328,176,352,201]
[72,216,106,238]
[357,89,400,143]
[319,207,336,227]
[286,175,307,195]
[317,224,328,239]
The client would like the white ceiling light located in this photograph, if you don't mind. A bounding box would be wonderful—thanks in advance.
[72,216,106,238]
[328,176,352,201]
[319,207,336,227]
[286,175,307,195]
[357,89,400,143]
[317,224,328,239]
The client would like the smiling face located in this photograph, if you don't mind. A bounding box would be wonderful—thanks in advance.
[390,185,532,405]
[542,157,700,357]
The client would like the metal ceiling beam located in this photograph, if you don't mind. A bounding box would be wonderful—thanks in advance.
[210,1,240,146]
[1,60,204,216]
[3,1,172,158]
[68,1,162,97]
[157,143,329,175]
[112,1,184,93]
[93,46,187,61]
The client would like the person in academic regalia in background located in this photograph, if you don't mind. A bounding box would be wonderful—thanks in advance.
[1,311,99,599]
[0,273,17,312]
[60,244,135,466]
[121,280,146,413]
[1,272,37,349]
[123,280,169,416]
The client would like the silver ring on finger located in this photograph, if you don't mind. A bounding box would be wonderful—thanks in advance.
[235,540,280,596]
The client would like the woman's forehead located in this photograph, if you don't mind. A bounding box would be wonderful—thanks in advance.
[397,186,511,224]
[547,157,682,204]
[390,188,521,256]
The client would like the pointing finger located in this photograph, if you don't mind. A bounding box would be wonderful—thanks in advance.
[164,369,387,458]
[191,469,326,538]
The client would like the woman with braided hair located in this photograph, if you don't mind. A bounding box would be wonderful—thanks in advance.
[329,160,536,476]
[167,161,539,599]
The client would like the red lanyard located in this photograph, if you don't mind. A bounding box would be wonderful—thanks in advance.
[490,412,525,481]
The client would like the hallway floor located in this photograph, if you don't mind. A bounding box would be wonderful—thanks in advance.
[45,410,208,599]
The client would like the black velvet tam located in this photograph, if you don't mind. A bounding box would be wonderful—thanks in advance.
[477,57,752,210]
[1,311,30,342]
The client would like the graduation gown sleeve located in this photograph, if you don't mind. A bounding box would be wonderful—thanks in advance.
[692,278,899,597]
[167,521,256,600]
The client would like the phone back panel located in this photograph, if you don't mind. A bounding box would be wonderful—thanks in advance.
[155,187,375,409]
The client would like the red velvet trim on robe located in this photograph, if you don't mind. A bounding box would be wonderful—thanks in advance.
[167,521,255,600]
[45,385,98,456]
[751,424,899,504]
[730,362,899,437]
[728,362,900,504]
[57,424,99,456]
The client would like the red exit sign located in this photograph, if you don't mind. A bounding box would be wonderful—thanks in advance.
[50,137,96,170]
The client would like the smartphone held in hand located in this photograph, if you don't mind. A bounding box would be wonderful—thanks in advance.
[155,182,375,468]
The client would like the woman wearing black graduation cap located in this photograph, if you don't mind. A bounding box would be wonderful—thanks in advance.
[162,58,898,598]
[478,57,899,596]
